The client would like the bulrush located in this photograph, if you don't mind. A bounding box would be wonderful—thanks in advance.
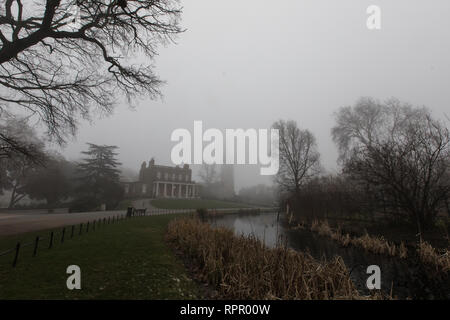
[166,217,379,300]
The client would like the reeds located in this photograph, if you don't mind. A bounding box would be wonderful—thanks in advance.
[417,241,450,273]
[310,219,408,259]
[308,219,450,274]
[166,217,375,300]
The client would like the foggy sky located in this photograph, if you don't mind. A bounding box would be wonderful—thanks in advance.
[55,0,450,191]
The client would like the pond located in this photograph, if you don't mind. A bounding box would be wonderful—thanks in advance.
[208,211,449,299]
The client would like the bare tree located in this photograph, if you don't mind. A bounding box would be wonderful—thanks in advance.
[332,97,450,235]
[198,163,218,185]
[0,112,45,162]
[0,116,47,207]
[273,120,321,194]
[0,0,182,151]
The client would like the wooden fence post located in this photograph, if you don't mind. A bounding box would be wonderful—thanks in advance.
[79,223,83,235]
[49,231,54,249]
[61,227,66,243]
[32,236,39,257]
[12,242,20,267]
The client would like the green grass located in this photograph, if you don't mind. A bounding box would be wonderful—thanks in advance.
[0,215,200,299]
[150,198,252,209]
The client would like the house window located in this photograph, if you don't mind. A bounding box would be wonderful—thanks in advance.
[124,184,129,194]
[157,171,161,179]
[179,174,182,181]
[172,173,176,180]
[142,184,147,194]
[185,175,189,182]
[164,172,168,180]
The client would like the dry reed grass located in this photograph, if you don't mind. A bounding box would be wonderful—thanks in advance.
[417,241,450,273]
[309,219,450,274]
[310,219,408,259]
[166,217,379,300]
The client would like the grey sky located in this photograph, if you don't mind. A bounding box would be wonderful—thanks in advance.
[55,0,450,191]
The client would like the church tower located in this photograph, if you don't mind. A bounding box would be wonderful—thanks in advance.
[220,164,235,197]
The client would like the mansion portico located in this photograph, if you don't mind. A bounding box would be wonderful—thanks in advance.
[123,158,199,199]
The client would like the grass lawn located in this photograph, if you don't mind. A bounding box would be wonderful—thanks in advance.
[150,198,253,209]
[0,214,200,299]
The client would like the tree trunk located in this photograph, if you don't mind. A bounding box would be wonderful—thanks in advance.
[8,185,17,209]
[414,210,424,243]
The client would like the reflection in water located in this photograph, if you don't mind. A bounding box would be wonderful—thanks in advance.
[211,213,281,247]
[209,212,447,299]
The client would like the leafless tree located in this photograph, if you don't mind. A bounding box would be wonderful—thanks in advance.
[273,120,321,194]
[0,116,47,207]
[290,173,373,221]
[0,113,45,162]
[198,163,218,185]
[0,0,182,152]
[332,97,450,235]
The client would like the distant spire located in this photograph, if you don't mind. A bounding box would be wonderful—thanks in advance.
[220,164,235,195]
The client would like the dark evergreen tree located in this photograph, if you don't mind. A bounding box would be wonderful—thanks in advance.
[74,143,123,211]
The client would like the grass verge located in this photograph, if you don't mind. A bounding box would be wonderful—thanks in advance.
[0,215,200,299]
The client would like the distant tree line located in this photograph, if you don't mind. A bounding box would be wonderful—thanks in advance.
[276,97,450,236]
[237,184,277,207]
[0,116,125,211]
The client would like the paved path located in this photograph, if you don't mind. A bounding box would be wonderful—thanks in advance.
[0,206,277,237]
[0,210,126,237]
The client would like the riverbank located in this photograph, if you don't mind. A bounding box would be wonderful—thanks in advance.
[208,211,450,299]
[166,217,383,300]
[309,216,450,250]
[150,199,255,209]
[0,214,200,299]
[289,218,450,274]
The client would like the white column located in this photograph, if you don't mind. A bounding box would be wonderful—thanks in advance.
[164,183,167,198]
[185,184,188,198]
[171,184,174,197]
[156,182,159,198]
[178,184,181,198]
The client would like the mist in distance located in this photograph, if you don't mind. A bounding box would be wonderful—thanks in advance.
[51,0,450,191]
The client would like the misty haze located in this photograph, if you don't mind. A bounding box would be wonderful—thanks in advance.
[0,0,449,306]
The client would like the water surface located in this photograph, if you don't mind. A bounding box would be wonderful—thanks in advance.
[209,211,448,299]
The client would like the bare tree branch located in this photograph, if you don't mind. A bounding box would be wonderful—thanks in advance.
[0,0,183,151]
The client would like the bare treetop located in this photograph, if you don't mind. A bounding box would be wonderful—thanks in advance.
[332,97,450,233]
[0,0,182,143]
[273,120,321,194]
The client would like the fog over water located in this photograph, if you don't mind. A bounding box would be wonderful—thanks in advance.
[49,0,450,191]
